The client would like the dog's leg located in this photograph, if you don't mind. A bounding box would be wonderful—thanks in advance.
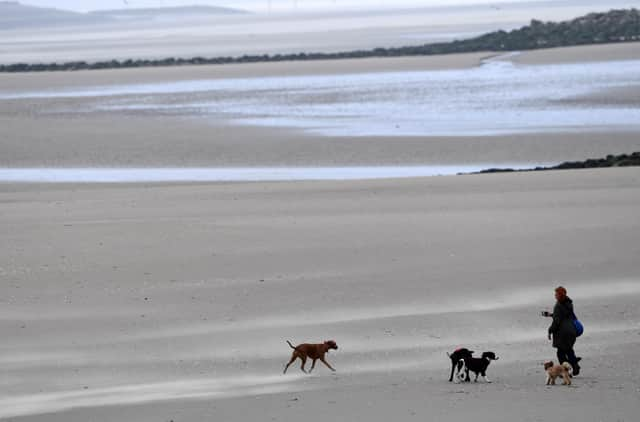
[546,374,551,385]
[320,357,336,372]
[451,359,460,382]
[449,356,460,382]
[454,367,462,384]
[454,360,465,383]
[480,371,491,384]
[300,356,307,373]
[284,355,297,374]
[309,359,317,373]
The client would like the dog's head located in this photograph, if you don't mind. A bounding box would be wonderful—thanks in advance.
[543,361,554,371]
[324,340,338,350]
[482,351,499,361]
[449,348,474,358]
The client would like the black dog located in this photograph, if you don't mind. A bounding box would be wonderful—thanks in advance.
[463,351,499,383]
[447,348,474,382]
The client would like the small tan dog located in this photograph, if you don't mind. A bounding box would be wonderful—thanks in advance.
[543,361,572,386]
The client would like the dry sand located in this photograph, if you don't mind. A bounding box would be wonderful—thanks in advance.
[2,42,640,421]
[2,168,640,421]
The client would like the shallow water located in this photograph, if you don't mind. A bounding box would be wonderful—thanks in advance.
[3,58,640,137]
[0,165,514,182]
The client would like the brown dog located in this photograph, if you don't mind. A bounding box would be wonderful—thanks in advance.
[544,361,572,386]
[283,340,338,374]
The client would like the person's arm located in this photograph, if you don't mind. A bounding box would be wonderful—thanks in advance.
[548,303,561,339]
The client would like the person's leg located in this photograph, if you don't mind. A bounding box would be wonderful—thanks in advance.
[557,348,568,364]
[566,348,580,375]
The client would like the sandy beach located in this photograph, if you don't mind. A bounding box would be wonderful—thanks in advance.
[2,168,640,421]
[3,113,640,168]
[2,20,640,420]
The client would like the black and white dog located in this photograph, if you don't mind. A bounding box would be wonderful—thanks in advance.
[462,351,499,383]
[447,348,474,382]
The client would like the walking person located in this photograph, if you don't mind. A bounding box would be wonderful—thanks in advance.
[543,286,581,376]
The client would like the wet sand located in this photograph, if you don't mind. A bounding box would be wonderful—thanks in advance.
[2,44,640,168]
[2,114,640,168]
[2,168,640,421]
[0,53,493,92]
[511,42,640,65]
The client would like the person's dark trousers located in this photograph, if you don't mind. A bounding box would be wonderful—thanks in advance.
[557,348,580,375]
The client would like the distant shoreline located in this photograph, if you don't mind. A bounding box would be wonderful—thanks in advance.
[1,8,638,73]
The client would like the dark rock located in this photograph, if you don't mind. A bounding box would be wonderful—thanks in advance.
[472,151,640,175]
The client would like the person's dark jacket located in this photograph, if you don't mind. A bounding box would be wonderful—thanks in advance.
[548,297,577,350]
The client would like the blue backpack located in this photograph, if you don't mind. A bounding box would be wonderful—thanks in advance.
[572,309,584,337]
[561,302,584,337]
[573,318,584,337]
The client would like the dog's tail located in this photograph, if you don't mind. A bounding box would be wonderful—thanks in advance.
[446,352,451,358]
[287,340,297,350]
